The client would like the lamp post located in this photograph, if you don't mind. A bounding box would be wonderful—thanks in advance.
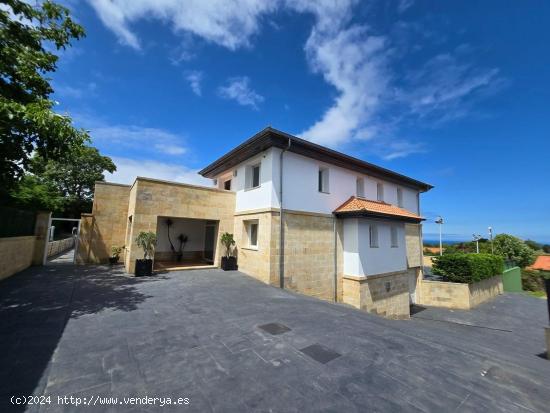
[473,234,482,253]
[488,227,494,254]
[435,216,444,256]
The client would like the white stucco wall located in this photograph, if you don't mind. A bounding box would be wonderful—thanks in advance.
[156,218,206,252]
[343,218,407,277]
[214,147,420,215]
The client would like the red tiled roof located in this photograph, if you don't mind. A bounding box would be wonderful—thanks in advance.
[530,255,550,271]
[334,196,424,222]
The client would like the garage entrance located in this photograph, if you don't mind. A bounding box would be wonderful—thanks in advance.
[154,217,218,271]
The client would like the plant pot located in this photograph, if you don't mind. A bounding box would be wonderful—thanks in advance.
[545,278,550,324]
[221,256,237,271]
[109,256,119,265]
[135,259,153,277]
[176,253,183,262]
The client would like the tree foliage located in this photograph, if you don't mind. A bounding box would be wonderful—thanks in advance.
[0,0,87,191]
[493,234,535,268]
[524,239,542,251]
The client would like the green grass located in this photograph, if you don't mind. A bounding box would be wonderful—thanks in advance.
[526,291,547,299]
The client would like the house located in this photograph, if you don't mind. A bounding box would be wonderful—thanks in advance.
[529,256,550,272]
[77,127,432,318]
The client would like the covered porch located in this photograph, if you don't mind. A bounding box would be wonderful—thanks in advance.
[154,216,218,271]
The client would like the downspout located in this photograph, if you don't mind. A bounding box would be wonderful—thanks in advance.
[279,138,291,289]
[333,215,338,302]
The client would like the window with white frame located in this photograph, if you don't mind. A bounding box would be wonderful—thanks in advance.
[369,224,379,248]
[318,167,329,193]
[391,226,398,248]
[397,187,403,207]
[356,177,365,197]
[245,163,261,190]
[245,220,259,248]
[376,182,384,202]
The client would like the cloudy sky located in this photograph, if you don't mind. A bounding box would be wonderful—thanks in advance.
[52,0,550,242]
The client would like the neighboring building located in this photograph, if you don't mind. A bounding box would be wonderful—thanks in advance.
[77,127,432,318]
[529,256,550,271]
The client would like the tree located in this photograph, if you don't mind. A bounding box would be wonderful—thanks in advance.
[9,174,64,212]
[524,239,542,251]
[31,146,116,216]
[543,245,550,254]
[0,0,87,193]
[493,234,535,268]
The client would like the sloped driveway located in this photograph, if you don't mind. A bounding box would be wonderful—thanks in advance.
[1,264,549,412]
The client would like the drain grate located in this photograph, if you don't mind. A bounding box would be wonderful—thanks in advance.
[300,343,341,364]
[258,322,291,335]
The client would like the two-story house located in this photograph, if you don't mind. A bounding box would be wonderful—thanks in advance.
[77,127,432,318]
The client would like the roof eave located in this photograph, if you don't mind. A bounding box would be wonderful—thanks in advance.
[333,210,425,223]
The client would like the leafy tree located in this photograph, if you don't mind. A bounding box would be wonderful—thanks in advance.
[31,146,116,216]
[0,0,87,193]
[543,245,550,254]
[493,234,535,268]
[9,173,64,212]
[524,239,542,251]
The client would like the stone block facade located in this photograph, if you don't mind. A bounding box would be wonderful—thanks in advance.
[0,236,37,281]
[418,275,503,309]
[342,270,412,319]
[405,223,422,268]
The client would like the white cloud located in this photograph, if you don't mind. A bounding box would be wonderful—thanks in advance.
[87,0,504,160]
[55,82,97,99]
[106,157,211,186]
[378,140,426,160]
[87,0,276,50]
[185,70,203,96]
[74,113,188,156]
[218,76,264,110]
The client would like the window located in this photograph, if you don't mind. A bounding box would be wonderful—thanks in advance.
[369,225,379,248]
[376,182,384,202]
[356,177,365,197]
[224,179,232,190]
[245,221,259,248]
[318,168,329,193]
[245,163,261,190]
[397,187,403,207]
[391,226,398,248]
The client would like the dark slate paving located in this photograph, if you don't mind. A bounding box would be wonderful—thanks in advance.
[0,264,549,412]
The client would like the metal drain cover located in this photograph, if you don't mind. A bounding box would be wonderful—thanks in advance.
[258,322,291,335]
[300,343,341,364]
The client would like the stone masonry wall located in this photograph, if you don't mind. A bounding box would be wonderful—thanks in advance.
[405,223,422,268]
[76,182,130,264]
[125,178,236,273]
[342,270,411,319]
[0,236,37,281]
[282,211,339,302]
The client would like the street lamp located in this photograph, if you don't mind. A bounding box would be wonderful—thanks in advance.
[488,227,494,254]
[435,216,444,256]
[473,234,482,253]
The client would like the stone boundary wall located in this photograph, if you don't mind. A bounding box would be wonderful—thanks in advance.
[418,275,503,310]
[46,237,74,258]
[0,236,37,281]
[342,270,411,319]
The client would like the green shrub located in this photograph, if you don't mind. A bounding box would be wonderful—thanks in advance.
[432,253,504,284]
[521,269,546,292]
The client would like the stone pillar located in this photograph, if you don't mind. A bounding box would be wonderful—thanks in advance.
[32,211,51,265]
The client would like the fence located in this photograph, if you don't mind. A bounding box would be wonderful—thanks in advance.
[0,206,36,237]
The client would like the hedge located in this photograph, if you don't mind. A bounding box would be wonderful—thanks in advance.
[432,253,504,284]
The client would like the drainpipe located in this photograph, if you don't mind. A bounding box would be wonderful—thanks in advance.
[279,138,291,289]
[333,216,338,302]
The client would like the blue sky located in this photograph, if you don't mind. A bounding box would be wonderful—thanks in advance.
[52,1,550,243]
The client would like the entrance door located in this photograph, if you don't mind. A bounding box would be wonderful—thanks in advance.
[204,224,216,263]
[44,217,81,265]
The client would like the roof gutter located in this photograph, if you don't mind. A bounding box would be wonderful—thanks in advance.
[279,137,291,289]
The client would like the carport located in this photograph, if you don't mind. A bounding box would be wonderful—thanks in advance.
[154,216,218,271]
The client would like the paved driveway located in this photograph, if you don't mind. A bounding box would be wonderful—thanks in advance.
[1,265,549,412]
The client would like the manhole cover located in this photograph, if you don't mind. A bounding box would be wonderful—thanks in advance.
[300,343,341,364]
[258,322,291,335]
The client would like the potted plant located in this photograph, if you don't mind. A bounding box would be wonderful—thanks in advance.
[135,231,157,276]
[176,233,188,262]
[109,245,124,265]
[220,232,237,271]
